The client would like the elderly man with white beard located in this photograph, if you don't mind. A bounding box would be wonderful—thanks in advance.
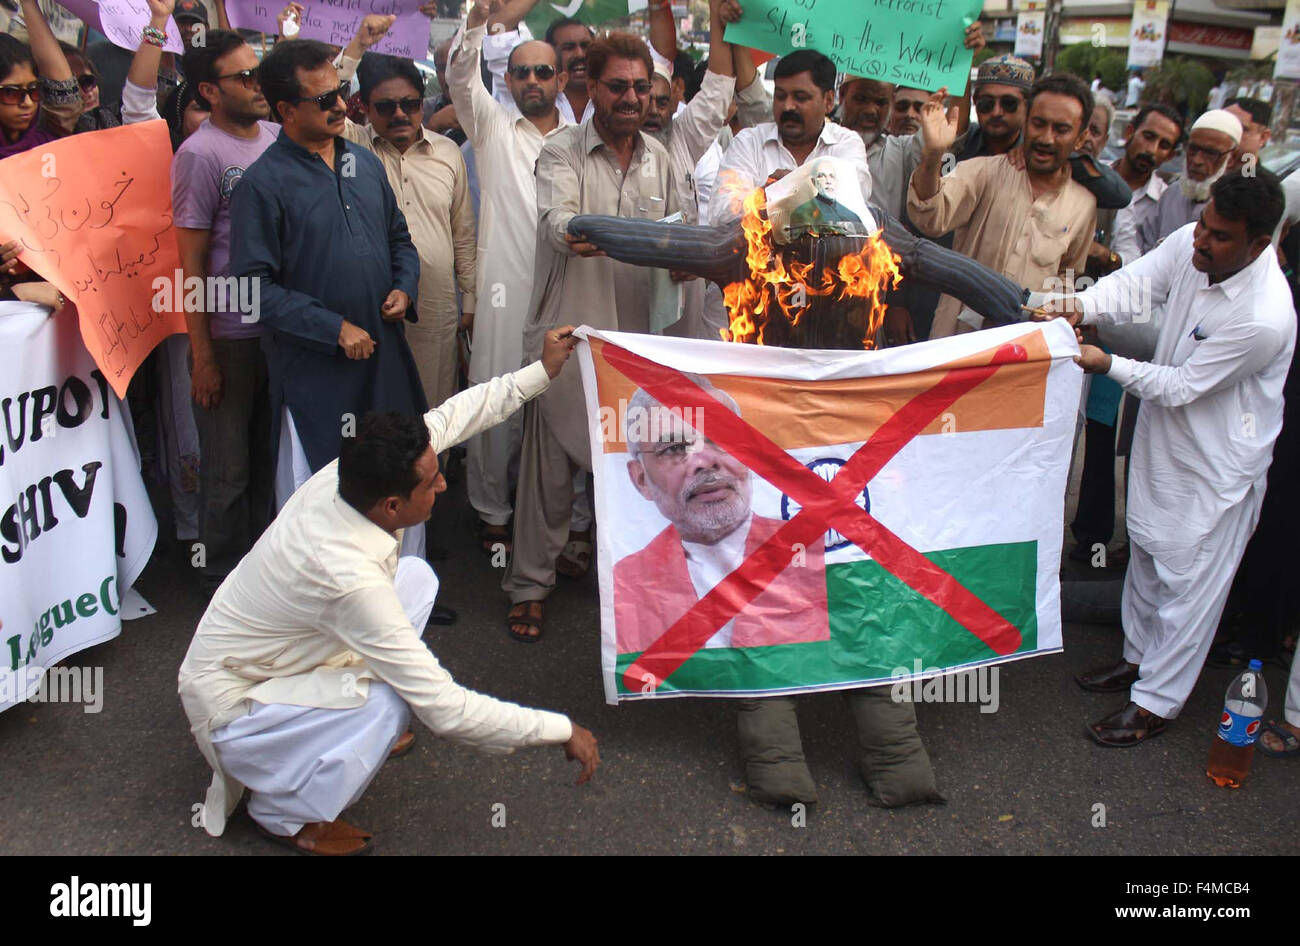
[1138,109,1241,255]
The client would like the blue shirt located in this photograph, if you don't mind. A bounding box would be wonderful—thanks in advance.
[231,130,424,470]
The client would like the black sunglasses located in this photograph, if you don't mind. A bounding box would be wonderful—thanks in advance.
[372,97,423,118]
[0,83,40,106]
[76,73,98,91]
[509,64,555,81]
[291,82,349,111]
[598,78,651,97]
[216,69,259,90]
[975,94,1022,114]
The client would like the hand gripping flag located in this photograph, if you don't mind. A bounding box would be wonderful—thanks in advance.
[574,320,1083,703]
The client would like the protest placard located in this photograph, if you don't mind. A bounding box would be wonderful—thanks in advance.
[723,0,982,94]
[225,0,431,59]
[0,121,185,399]
[56,0,185,53]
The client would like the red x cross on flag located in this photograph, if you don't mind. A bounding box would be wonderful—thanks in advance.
[576,322,1080,702]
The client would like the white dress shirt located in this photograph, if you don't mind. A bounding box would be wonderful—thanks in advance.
[558,91,594,125]
[1077,223,1296,566]
[682,515,751,648]
[709,120,871,224]
[447,23,572,384]
[1110,171,1167,266]
[179,361,570,836]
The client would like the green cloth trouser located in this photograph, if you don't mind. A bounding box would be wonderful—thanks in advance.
[737,688,945,807]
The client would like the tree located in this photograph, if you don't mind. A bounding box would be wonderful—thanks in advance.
[1054,43,1126,92]
[1141,56,1215,118]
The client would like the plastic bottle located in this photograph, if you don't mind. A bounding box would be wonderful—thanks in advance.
[282,11,300,37]
[1206,659,1267,788]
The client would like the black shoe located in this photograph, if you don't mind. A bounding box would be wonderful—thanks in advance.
[1075,659,1139,693]
[428,604,457,626]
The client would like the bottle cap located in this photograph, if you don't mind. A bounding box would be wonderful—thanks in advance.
[1248,658,1263,670]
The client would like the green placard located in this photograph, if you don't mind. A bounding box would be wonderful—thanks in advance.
[723,0,982,94]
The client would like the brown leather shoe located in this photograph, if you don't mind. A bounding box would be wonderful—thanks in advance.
[389,730,415,758]
[258,820,371,855]
[1087,701,1169,747]
[1075,659,1140,693]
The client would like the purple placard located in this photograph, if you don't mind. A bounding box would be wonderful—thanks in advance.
[57,0,185,53]
[225,0,432,59]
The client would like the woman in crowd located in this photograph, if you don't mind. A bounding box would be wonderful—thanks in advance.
[0,0,81,157]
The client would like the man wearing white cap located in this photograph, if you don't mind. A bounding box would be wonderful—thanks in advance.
[1138,109,1241,256]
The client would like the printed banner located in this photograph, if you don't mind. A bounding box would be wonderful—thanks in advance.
[576,320,1081,703]
[722,0,983,94]
[1276,0,1300,80]
[0,303,157,714]
[0,121,186,399]
[55,0,185,53]
[1126,0,1169,68]
[1014,6,1044,59]
[225,0,431,59]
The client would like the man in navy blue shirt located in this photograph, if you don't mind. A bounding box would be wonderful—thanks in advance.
[230,39,425,517]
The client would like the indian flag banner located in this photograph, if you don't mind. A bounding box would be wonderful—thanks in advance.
[574,320,1083,704]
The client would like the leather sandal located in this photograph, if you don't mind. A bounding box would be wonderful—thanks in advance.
[1087,701,1168,747]
[389,730,415,757]
[1075,659,1139,694]
[507,600,543,643]
[257,819,371,855]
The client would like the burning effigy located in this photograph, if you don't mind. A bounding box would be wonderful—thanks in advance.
[568,158,1029,350]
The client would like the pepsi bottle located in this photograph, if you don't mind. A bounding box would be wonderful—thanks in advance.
[1206,659,1268,788]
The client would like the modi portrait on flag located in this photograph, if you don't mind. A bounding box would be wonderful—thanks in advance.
[613,380,830,656]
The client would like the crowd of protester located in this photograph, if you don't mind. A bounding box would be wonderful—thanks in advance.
[4,0,1299,848]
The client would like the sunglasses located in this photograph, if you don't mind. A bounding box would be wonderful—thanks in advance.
[598,78,651,98]
[216,69,259,90]
[508,64,555,81]
[975,94,1022,114]
[291,82,349,111]
[372,97,423,118]
[77,73,98,91]
[0,83,40,106]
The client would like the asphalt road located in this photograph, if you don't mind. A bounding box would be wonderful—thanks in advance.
[2,472,1296,857]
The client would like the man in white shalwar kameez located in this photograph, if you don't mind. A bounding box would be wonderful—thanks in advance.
[1050,171,1296,746]
[179,330,599,854]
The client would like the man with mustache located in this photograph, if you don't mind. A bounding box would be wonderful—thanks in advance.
[548,16,595,124]
[502,31,677,642]
[888,85,926,136]
[910,73,1099,337]
[710,49,870,226]
[441,0,571,557]
[1109,104,1184,266]
[229,39,426,553]
[172,30,279,594]
[613,382,828,655]
[1045,171,1295,746]
[1139,109,1241,256]
[334,18,475,419]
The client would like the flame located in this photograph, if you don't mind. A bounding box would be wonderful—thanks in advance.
[720,187,902,349]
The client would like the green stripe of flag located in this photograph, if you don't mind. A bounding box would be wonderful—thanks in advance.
[615,541,1039,695]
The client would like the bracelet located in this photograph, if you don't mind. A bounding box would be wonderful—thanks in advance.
[142,25,167,47]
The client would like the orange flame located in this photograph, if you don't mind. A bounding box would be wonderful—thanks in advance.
[721,187,902,349]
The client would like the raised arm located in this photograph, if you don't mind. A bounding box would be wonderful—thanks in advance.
[648,0,677,65]
[447,0,510,146]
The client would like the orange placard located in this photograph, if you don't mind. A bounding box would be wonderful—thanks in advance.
[0,120,184,397]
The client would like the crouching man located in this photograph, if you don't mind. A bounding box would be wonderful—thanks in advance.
[179,327,598,854]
